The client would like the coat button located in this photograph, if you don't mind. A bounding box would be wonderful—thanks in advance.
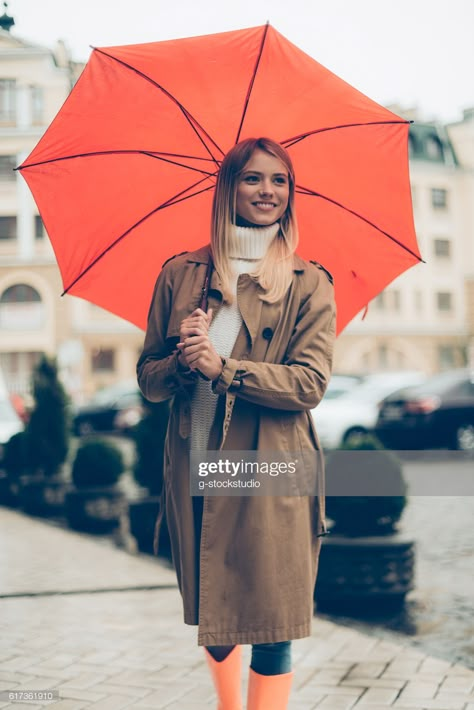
[262,327,273,340]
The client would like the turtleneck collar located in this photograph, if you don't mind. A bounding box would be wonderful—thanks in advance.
[228,222,280,261]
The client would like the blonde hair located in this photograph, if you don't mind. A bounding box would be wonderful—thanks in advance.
[211,138,299,304]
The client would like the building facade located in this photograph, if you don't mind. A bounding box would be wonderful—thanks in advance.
[333,106,474,375]
[0,22,143,401]
[0,19,473,402]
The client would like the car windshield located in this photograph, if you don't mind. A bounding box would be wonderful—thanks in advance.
[402,369,472,397]
[90,382,138,405]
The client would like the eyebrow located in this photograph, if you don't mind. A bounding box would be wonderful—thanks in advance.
[241,170,288,177]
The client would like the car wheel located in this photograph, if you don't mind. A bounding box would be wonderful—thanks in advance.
[342,427,368,447]
[454,423,474,451]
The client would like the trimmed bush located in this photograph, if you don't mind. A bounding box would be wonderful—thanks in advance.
[132,397,169,496]
[25,355,70,477]
[325,433,407,536]
[72,438,125,488]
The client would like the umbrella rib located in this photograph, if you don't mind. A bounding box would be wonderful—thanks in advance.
[282,120,411,147]
[234,22,270,145]
[62,181,216,296]
[296,184,424,263]
[18,150,217,177]
[94,47,225,165]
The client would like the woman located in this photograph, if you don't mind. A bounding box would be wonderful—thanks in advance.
[137,137,336,709]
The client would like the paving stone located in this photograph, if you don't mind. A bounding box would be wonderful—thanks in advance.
[345,663,389,680]
[46,702,89,710]
[393,698,467,709]
[340,678,405,690]
[358,687,400,704]
[399,681,439,699]
[87,693,136,709]
[317,694,362,709]
[438,676,474,693]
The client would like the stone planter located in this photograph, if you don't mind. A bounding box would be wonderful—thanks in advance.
[128,496,171,559]
[315,531,415,613]
[18,474,69,516]
[65,486,125,533]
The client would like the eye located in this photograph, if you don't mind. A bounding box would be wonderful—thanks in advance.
[243,175,259,183]
[274,176,288,185]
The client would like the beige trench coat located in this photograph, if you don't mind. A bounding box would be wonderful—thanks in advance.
[137,245,336,646]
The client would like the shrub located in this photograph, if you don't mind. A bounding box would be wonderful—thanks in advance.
[3,431,28,481]
[25,355,70,477]
[132,396,169,496]
[325,433,407,536]
[72,438,125,488]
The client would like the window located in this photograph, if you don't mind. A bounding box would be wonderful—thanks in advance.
[374,292,385,310]
[414,290,423,313]
[0,79,16,122]
[373,291,400,312]
[438,346,456,370]
[436,292,453,312]
[0,155,16,181]
[392,290,401,311]
[434,238,451,258]
[91,348,115,373]
[30,86,43,124]
[0,284,44,329]
[35,215,45,239]
[0,216,17,240]
[431,188,448,209]
[426,136,443,160]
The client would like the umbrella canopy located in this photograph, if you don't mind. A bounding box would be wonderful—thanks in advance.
[18,24,421,334]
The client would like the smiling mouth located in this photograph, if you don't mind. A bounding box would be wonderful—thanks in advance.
[253,202,276,209]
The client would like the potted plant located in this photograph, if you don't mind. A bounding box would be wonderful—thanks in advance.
[0,430,27,507]
[18,355,71,516]
[65,437,126,533]
[128,396,171,558]
[314,434,415,612]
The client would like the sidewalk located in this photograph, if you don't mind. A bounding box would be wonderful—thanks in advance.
[1,507,473,710]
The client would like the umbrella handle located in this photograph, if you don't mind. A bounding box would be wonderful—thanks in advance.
[196,253,214,381]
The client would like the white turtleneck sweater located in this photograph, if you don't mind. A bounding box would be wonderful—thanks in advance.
[190,222,279,452]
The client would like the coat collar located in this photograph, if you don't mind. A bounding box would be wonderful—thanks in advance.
[186,245,306,273]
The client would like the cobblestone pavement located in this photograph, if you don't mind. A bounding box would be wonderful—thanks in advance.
[1,507,473,710]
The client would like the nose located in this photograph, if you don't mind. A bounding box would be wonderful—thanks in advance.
[259,178,274,195]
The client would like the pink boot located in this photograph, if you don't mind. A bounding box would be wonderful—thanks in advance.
[204,645,243,710]
[247,667,294,709]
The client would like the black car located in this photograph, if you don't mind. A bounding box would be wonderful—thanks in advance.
[73,382,144,436]
[375,368,474,451]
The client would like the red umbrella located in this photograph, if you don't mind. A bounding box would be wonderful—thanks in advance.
[18,24,421,334]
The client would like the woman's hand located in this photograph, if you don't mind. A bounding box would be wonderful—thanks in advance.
[177,308,224,380]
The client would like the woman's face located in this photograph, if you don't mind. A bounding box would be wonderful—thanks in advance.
[235,149,290,227]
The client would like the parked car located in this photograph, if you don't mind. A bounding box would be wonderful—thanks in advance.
[323,373,365,400]
[73,381,144,436]
[0,397,24,462]
[312,371,427,449]
[375,368,474,451]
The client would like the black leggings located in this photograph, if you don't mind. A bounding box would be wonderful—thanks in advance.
[207,642,292,675]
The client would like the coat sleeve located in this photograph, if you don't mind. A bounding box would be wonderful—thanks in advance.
[137,264,198,402]
[212,270,336,411]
